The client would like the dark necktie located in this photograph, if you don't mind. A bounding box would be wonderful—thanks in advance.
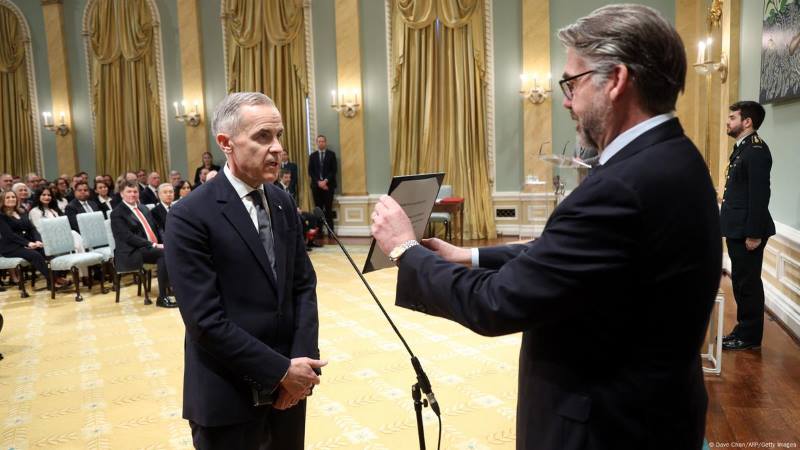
[82,201,92,213]
[247,189,276,277]
[319,151,325,179]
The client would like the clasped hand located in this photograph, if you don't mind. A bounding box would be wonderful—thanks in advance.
[274,357,328,410]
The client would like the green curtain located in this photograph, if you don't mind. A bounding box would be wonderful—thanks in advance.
[223,0,312,210]
[0,5,36,176]
[87,0,166,178]
[391,0,496,239]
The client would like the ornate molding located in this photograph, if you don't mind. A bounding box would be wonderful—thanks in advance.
[385,0,393,146]
[40,0,63,5]
[304,0,317,145]
[81,0,170,171]
[0,0,43,175]
[484,0,496,192]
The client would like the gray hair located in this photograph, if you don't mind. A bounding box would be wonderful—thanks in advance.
[557,4,686,115]
[157,182,173,194]
[211,92,275,137]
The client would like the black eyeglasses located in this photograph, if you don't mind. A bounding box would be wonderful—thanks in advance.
[559,70,596,100]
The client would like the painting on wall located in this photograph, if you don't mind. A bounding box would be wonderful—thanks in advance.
[760,0,800,103]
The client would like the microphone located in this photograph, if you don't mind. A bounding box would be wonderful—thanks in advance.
[537,140,550,156]
[561,140,571,156]
[312,207,441,417]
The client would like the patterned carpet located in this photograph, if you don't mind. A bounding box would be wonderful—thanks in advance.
[0,245,521,449]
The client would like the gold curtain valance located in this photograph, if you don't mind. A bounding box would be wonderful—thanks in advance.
[396,0,478,29]
[88,0,155,64]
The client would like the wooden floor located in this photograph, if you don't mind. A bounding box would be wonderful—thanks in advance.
[326,235,800,444]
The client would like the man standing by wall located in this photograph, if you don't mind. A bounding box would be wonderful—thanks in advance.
[308,135,337,234]
[721,101,775,351]
[166,92,325,449]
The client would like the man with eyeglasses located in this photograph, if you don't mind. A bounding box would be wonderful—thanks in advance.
[370,5,720,449]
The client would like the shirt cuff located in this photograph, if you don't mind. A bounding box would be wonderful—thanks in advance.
[470,248,480,268]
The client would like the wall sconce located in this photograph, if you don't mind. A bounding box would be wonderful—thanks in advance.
[330,89,360,118]
[42,111,70,136]
[519,73,552,104]
[693,37,728,82]
[173,100,202,127]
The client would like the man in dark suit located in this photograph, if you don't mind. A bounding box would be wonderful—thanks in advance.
[371,5,720,449]
[110,181,176,309]
[140,172,161,206]
[64,181,101,232]
[308,135,337,234]
[275,169,296,201]
[720,101,775,351]
[279,150,298,197]
[150,183,174,235]
[165,92,326,450]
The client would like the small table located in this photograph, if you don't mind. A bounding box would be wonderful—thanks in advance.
[431,199,464,245]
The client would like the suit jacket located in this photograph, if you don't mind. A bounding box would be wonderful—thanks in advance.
[395,119,721,450]
[308,149,337,190]
[165,172,319,427]
[194,164,221,186]
[110,203,162,272]
[720,133,775,239]
[64,198,101,232]
[151,203,170,235]
[140,186,159,206]
[0,214,41,255]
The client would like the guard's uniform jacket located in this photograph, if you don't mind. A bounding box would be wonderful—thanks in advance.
[720,133,775,239]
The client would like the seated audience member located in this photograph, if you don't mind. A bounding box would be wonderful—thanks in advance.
[169,170,182,186]
[275,168,297,201]
[94,181,113,216]
[140,171,161,206]
[28,187,63,228]
[25,173,42,191]
[0,190,66,288]
[150,183,174,235]
[193,151,220,186]
[110,181,176,308]
[111,172,138,208]
[54,177,71,207]
[11,183,32,213]
[0,173,13,190]
[173,180,193,202]
[64,181,100,232]
[197,167,210,185]
[136,169,148,192]
[77,172,89,184]
[103,174,115,195]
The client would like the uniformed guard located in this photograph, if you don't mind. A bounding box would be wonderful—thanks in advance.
[720,100,775,351]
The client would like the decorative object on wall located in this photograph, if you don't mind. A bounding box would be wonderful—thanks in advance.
[693,36,729,82]
[222,0,313,210]
[0,1,41,175]
[41,111,70,136]
[389,0,496,240]
[330,88,360,118]
[172,100,201,127]
[760,0,800,103]
[83,0,168,177]
[519,73,552,104]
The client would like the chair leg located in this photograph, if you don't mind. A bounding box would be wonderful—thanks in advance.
[49,266,55,300]
[142,269,152,305]
[136,273,142,296]
[71,267,82,302]
[18,264,29,298]
[114,273,121,303]
[98,265,108,294]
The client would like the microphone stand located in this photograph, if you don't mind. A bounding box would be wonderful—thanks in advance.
[314,208,441,450]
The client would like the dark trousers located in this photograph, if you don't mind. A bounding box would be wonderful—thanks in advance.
[311,186,334,233]
[139,246,169,298]
[190,401,306,450]
[727,238,768,344]
[3,247,49,280]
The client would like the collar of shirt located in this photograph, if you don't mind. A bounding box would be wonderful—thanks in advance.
[736,131,754,148]
[160,202,171,210]
[598,112,676,166]
[224,163,265,200]
[123,201,140,212]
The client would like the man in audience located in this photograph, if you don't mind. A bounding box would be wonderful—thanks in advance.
[25,173,41,191]
[197,167,210,185]
[308,134,337,235]
[136,169,148,193]
[103,174,115,195]
[111,172,138,208]
[276,169,296,201]
[279,149,298,196]
[0,173,13,191]
[77,172,89,184]
[150,182,174,235]
[64,181,100,232]
[141,171,161,206]
[169,170,182,186]
[111,180,175,308]
[166,92,324,449]
[721,101,775,351]
[370,5,720,448]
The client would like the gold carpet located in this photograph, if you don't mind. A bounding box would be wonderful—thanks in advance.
[0,245,521,449]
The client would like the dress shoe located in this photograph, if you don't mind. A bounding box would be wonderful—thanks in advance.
[156,296,178,308]
[307,241,323,248]
[722,339,761,351]
[722,333,738,343]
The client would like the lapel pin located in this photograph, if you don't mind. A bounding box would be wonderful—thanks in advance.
[277,205,282,210]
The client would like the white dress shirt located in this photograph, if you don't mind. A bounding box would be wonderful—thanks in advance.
[223,164,272,235]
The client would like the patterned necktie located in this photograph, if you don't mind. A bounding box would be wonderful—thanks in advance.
[247,190,277,277]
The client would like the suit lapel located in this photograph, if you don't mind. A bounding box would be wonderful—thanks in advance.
[602,118,685,168]
[217,174,278,293]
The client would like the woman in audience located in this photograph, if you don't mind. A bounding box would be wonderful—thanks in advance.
[0,190,66,288]
[28,187,63,229]
[11,183,32,213]
[173,180,193,202]
[94,180,113,215]
[193,151,220,186]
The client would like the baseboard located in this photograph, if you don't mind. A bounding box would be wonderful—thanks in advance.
[765,281,800,340]
[495,224,544,238]
[335,225,371,237]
